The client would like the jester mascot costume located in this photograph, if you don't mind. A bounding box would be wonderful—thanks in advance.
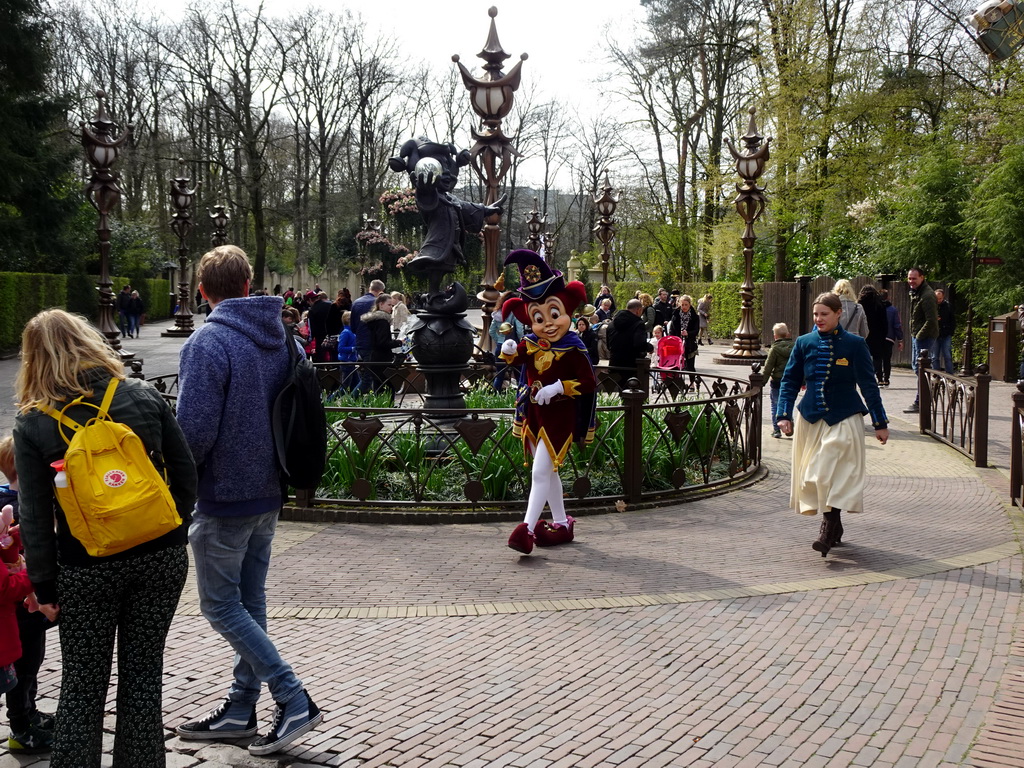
[500,250,597,554]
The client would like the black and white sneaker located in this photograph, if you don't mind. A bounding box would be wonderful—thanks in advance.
[176,698,258,740]
[248,690,322,756]
[28,711,55,731]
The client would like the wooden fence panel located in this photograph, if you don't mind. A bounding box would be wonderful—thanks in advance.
[755,275,933,368]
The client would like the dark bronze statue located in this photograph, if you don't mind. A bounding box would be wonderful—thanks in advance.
[389,137,504,298]
[388,137,505,411]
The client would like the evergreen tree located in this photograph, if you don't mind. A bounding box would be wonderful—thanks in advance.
[0,0,77,272]
[872,137,970,280]
[963,142,1024,317]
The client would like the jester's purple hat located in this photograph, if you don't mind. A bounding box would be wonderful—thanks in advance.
[504,249,565,302]
[502,248,587,325]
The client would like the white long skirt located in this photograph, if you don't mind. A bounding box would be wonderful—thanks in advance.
[790,411,866,516]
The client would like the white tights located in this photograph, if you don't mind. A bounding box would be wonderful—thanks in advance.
[524,441,568,532]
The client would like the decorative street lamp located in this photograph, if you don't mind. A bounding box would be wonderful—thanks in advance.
[525,197,544,253]
[357,213,382,295]
[719,107,771,363]
[542,230,557,263]
[81,90,131,353]
[209,204,230,247]
[593,169,618,286]
[454,5,527,341]
[163,159,199,338]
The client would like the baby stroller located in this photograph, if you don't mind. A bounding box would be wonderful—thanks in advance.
[656,334,686,396]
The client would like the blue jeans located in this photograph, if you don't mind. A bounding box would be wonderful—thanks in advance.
[189,510,303,706]
[910,336,937,374]
[910,336,938,404]
[770,380,780,431]
[354,348,374,395]
[936,335,954,374]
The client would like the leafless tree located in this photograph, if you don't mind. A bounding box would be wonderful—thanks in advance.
[164,1,295,288]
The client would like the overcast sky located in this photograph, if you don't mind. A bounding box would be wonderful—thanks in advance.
[259,0,649,188]
[353,0,646,107]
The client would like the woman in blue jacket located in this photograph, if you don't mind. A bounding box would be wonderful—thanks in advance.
[776,293,889,558]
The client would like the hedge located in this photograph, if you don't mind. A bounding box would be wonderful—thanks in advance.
[0,273,67,350]
[0,273,170,352]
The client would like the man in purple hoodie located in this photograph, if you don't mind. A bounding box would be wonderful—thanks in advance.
[174,246,321,756]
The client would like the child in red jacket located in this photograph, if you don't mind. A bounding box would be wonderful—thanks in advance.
[0,435,54,754]
[0,512,33,694]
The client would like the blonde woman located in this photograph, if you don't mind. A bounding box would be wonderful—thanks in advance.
[832,279,868,337]
[12,309,196,768]
[669,294,700,372]
[390,291,410,334]
[639,293,657,334]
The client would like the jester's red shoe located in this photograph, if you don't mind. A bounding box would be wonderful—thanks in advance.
[534,516,575,547]
[507,523,535,554]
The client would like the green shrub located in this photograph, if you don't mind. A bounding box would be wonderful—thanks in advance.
[0,272,67,350]
[65,270,96,318]
[139,278,172,321]
[0,271,169,352]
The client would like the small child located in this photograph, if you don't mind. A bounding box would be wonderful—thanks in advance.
[761,324,795,439]
[0,436,54,753]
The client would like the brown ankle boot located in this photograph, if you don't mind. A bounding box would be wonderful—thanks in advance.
[812,511,840,557]
[832,512,844,546]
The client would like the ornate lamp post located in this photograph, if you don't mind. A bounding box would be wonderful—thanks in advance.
[81,90,131,352]
[719,107,771,363]
[525,197,544,252]
[593,169,618,286]
[454,5,527,340]
[209,204,230,247]
[542,230,557,263]
[164,160,199,337]
[357,213,382,295]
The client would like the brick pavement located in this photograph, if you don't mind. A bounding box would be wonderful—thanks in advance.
[1,323,1023,767]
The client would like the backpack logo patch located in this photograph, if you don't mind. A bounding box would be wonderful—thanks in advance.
[104,469,127,487]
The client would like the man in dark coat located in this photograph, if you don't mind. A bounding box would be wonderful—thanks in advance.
[350,280,385,394]
[305,292,332,361]
[653,288,672,329]
[607,299,653,388]
[116,284,132,337]
[904,267,939,413]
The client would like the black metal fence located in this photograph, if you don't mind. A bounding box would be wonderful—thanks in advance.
[1010,383,1024,506]
[148,360,765,521]
[916,353,990,468]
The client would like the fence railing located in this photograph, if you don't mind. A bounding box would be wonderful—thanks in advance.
[917,352,990,467]
[1010,383,1024,506]
[148,360,765,519]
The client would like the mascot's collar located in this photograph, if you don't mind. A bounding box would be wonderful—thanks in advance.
[524,332,586,353]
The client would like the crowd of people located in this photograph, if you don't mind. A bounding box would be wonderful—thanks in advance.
[494,284,718,392]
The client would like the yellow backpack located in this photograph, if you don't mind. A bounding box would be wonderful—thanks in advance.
[40,379,182,557]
